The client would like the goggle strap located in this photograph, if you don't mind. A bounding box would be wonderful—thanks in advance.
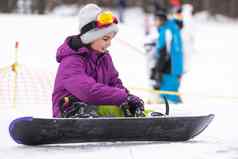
[80,21,97,36]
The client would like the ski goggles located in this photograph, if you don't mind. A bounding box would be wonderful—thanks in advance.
[96,11,118,28]
[80,11,118,35]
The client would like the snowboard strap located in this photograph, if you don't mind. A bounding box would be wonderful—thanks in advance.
[163,96,170,115]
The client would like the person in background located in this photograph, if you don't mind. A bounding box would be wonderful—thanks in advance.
[152,8,184,103]
[173,7,184,29]
[52,4,144,118]
[169,0,182,14]
[142,0,168,35]
[116,0,126,23]
[141,0,153,35]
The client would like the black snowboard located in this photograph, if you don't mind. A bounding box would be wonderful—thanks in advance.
[9,114,214,145]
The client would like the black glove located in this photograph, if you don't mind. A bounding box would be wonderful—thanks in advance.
[120,94,145,117]
[127,94,144,111]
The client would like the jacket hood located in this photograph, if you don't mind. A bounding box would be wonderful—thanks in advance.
[56,36,88,63]
[56,36,109,63]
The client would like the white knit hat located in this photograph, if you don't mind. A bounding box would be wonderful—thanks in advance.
[78,4,118,44]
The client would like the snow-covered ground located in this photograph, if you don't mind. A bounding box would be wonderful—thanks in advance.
[1,7,238,159]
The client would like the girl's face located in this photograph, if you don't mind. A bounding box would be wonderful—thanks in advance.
[90,32,115,53]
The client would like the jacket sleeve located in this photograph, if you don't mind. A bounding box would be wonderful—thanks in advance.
[170,23,184,76]
[156,27,166,56]
[61,56,128,106]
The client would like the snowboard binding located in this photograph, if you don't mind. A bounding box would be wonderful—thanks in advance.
[59,96,170,118]
[59,96,99,118]
[148,96,170,117]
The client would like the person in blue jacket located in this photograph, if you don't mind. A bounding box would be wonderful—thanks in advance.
[152,9,183,103]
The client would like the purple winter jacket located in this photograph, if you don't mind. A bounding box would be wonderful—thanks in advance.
[52,37,128,117]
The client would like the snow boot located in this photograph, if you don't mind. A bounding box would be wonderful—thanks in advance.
[59,96,99,118]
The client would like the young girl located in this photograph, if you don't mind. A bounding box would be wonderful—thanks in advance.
[52,4,144,118]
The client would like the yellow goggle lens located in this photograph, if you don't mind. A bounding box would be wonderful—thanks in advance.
[97,11,114,25]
